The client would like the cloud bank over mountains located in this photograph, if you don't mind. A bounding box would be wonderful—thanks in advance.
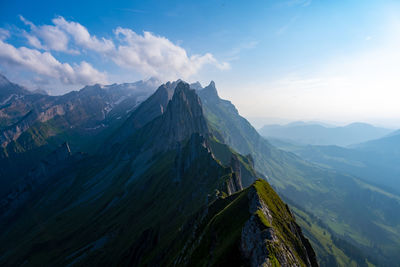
[0,16,229,91]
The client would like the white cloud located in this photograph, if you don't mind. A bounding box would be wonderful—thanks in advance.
[19,16,228,79]
[19,15,76,54]
[0,28,10,41]
[1,15,229,90]
[112,27,229,80]
[52,16,114,52]
[0,39,107,85]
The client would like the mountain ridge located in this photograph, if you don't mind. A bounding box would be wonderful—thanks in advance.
[0,76,317,267]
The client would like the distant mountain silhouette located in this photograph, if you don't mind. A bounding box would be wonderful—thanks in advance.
[259,121,393,146]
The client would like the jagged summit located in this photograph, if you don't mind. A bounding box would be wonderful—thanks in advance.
[117,81,175,131]
[165,79,183,89]
[0,73,29,101]
[109,81,210,153]
[199,80,219,100]
[149,81,209,149]
[190,81,203,90]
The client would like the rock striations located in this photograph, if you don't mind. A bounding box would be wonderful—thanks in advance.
[156,82,208,147]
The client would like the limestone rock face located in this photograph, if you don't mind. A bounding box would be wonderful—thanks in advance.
[173,133,214,183]
[241,185,318,267]
[139,81,209,152]
[107,81,208,154]
[127,81,176,130]
[226,154,244,194]
[160,81,208,145]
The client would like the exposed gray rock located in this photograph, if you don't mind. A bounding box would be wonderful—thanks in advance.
[241,187,318,267]
[135,81,209,153]
[189,81,203,91]
[226,154,244,195]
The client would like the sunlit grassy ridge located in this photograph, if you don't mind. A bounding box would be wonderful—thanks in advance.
[198,86,400,265]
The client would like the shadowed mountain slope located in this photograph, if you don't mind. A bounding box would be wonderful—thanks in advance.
[0,81,317,267]
[0,76,158,196]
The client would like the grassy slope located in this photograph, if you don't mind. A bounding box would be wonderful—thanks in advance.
[289,203,376,267]
[198,90,400,266]
[0,134,236,266]
[185,179,314,267]
[0,129,316,267]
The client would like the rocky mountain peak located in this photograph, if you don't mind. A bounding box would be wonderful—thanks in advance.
[208,80,216,88]
[0,74,30,103]
[189,81,203,90]
[167,82,206,124]
[199,80,219,100]
[145,82,209,151]
[165,79,182,89]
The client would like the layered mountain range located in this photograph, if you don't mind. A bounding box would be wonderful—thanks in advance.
[1,74,399,266]
[0,74,158,196]
[259,122,392,147]
[0,78,318,266]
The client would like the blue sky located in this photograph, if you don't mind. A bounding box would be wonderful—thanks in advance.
[1,0,400,127]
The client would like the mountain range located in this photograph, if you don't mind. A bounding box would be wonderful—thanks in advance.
[1,74,399,266]
[270,129,400,194]
[0,73,158,196]
[258,122,393,147]
[0,77,318,266]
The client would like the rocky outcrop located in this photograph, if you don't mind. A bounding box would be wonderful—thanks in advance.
[173,133,213,183]
[189,81,203,91]
[137,81,209,152]
[241,184,318,267]
[105,81,176,151]
[199,81,219,100]
[226,154,244,194]
[173,179,318,267]
[159,82,208,145]
[127,81,176,129]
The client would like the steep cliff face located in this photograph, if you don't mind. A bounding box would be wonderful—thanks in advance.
[241,181,318,267]
[176,179,318,267]
[123,80,176,130]
[156,82,208,147]
[106,81,208,154]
